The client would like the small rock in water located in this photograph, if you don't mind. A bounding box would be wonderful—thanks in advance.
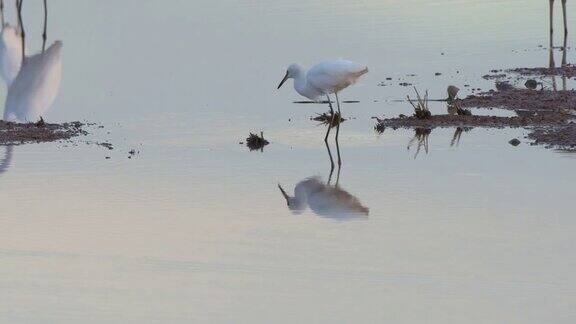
[508,138,521,146]
[524,79,539,90]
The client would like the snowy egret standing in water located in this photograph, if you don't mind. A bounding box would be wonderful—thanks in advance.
[277,59,368,145]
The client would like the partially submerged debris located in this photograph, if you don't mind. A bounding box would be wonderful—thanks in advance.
[524,79,542,90]
[509,138,521,146]
[311,112,346,127]
[0,120,86,145]
[447,85,459,102]
[35,117,45,128]
[407,87,432,120]
[98,142,114,150]
[246,131,269,151]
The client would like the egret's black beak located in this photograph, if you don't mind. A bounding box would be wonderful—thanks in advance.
[277,71,289,89]
[278,184,290,205]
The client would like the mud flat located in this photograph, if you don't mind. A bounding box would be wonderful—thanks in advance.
[459,89,576,112]
[507,64,576,78]
[376,86,576,150]
[0,120,87,145]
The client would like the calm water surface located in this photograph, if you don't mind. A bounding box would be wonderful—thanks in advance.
[1,0,576,323]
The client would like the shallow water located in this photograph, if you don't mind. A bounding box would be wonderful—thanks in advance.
[1,0,576,323]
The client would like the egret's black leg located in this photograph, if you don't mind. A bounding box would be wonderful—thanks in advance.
[1,0,5,27]
[42,0,47,52]
[334,92,342,167]
[324,94,335,174]
[550,0,555,48]
[324,94,335,143]
[561,0,568,36]
[17,0,24,62]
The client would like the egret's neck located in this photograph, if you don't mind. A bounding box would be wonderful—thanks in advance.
[292,69,308,96]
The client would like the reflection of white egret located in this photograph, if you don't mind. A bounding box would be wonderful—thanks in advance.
[4,40,62,122]
[278,177,369,220]
[0,145,13,175]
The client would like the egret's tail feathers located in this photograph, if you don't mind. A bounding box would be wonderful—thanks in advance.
[356,66,369,77]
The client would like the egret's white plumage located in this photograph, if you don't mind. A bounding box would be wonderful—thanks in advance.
[277,59,368,101]
[4,40,62,122]
[0,24,22,87]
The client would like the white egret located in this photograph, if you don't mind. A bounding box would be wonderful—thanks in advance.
[4,40,62,122]
[0,0,23,87]
[277,59,368,144]
[0,23,22,86]
[278,177,369,220]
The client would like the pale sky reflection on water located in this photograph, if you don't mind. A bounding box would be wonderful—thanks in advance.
[1,1,576,323]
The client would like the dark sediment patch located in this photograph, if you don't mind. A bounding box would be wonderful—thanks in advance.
[507,64,576,78]
[459,89,576,112]
[527,124,576,150]
[0,120,87,145]
[482,73,508,80]
[374,114,566,130]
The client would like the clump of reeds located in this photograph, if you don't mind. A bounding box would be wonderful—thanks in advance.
[407,87,432,120]
[312,111,345,127]
[246,131,269,151]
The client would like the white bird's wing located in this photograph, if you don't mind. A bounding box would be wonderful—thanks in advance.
[5,41,63,122]
[307,60,368,94]
[0,25,23,86]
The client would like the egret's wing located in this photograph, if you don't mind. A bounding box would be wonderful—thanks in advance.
[307,60,368,93]
[0,25,23,86]
[6,41,63,122]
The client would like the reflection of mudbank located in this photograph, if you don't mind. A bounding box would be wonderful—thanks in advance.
[4,41,62,122]
[278,177,369,220]
[0,145,14,175]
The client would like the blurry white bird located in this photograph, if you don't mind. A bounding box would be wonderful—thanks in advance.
[277,59,367,136]
[278,177,369,220]
[0,23,22,87]
[4,40,62,122]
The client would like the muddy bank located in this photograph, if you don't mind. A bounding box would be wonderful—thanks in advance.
[527,125,576,150]
[459,89,576,112]
[508,64,576,78]
[0,120,87,145]
[374,114,576,150]
[374,114,567,130]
